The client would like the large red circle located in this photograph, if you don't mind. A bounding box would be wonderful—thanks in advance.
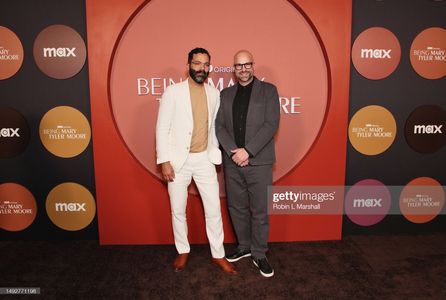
[109,0,329,194]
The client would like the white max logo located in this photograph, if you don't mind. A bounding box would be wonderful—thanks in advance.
[353,198,382,208]
[55,202,86,212]
[43,47,76,58]
[361,49,392,59]
[413,124,443,134]
[0,128,20,137]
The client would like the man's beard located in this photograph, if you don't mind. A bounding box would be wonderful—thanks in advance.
[189,68,209,84]
[237,71,253,83]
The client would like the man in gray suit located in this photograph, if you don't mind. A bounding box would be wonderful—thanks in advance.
[216,50,280,277]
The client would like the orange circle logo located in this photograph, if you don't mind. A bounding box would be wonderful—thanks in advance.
[410,27,446,80]
[39,106,91,158]
[400,177,444,224]
[352,27,401,80]
[33,25,87,79]
[45,182,96,231]
[0,183,37,232]
[109,0,329,194]
[0,26,24,80]
[348,105,397,155]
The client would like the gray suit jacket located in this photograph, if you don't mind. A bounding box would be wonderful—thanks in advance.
[216,77,280,165]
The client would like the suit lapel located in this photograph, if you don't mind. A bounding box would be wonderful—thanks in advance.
[246,78,261,126]
[183,79,193,122]
[226,85,237,135]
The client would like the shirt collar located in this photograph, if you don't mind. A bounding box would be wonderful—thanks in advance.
[237,77,255,90]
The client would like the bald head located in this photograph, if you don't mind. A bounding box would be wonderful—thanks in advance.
[234,50,254,64]
[233,50,255,86]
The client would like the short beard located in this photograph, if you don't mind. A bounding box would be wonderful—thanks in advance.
[189,68,208,84]
[237,71,253,83]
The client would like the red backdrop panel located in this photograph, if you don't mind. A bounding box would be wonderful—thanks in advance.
[86,0,352,244]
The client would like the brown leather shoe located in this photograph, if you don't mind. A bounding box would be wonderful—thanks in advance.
[211,257,237,275]
[173,253,189,272]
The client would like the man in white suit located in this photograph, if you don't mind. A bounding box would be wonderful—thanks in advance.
[156,48,236,274]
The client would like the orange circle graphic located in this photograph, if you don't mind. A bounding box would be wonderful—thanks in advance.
[0,26,24,80]
[39,106,91,158]
[352,27,401,80]
[400,177,444,224]
[45,182,96,231]
[410,27,446,80]
[348,105,397,156]
[0,183,37,231]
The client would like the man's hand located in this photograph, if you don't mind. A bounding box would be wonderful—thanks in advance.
[239,159,249,167]
[231,148,250,167]
[161,162,175,182]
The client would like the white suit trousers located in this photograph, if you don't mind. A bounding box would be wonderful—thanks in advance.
[167,151,225,258]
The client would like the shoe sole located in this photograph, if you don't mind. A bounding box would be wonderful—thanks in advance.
[252,260,274,278]
[226,253,251,262]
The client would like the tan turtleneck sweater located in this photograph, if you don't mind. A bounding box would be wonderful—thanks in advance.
[188,79,208,153]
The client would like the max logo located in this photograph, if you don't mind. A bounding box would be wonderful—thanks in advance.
[55,202,86,212]
[353,198,382,208]
[361,49,392,59]
[414,125,443,134]
[0,128,20,137]
[43,48,76,58]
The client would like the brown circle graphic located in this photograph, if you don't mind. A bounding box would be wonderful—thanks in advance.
[352,27,401,80]
[33,24,86,79]
[45,182,96,231]
[0,107,30,158]
[400,177,444,224]
[0,183,37,232]
[39,106,91,158]
[349,105,397,155]
[109,0,329,195]
[0,26,24,80]
[410,27,446,80]
[405,105,446,153]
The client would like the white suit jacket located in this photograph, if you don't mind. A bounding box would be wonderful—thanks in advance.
[156,79,222,171]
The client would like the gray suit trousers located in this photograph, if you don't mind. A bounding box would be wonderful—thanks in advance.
[224,155,272,259]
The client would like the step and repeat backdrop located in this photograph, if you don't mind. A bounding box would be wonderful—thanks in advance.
[1,0,444,243]
[345,0,446,234]
[0,0,97,240]
[86,0,351,244]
